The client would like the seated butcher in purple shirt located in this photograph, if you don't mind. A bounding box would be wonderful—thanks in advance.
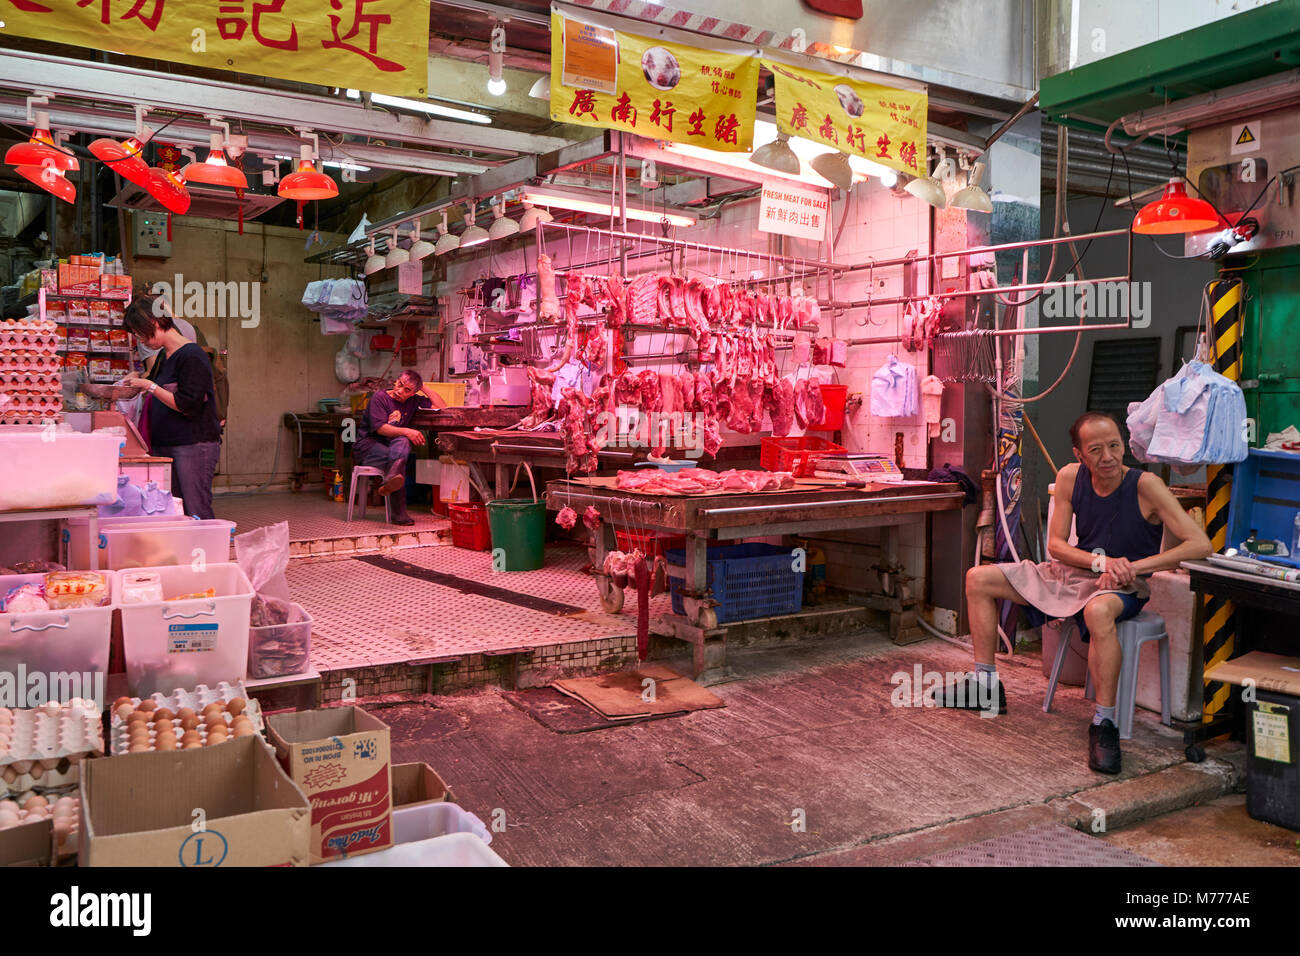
[931,411,1211,775]
[353,369,444,526]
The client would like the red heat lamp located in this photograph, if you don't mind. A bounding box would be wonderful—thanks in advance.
[15,163,75,204]
[1132,178,1222,235]
[6,112,79,203]
[278,144,338,228]
[88,133,152,188]
[181,132,248,189]
[147,166,191,214]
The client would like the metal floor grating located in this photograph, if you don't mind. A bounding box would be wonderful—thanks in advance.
[286,544,672,671]
[215,491,449,542]
[905,824,1161,867]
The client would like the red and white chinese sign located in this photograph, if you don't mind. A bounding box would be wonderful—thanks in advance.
[4,0,428,98]
[550,9,760,153]
[758,181,829,241]
[763,58,928,177]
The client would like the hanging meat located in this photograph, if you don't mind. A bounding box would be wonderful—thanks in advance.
[582,505,602,530]
[626,274,659,325]
[556,506,577,530]
[518,366,557,429]
[770,378,796,437]
[537,254,560,321]
[793,379,826,429]
[558,386,601,474]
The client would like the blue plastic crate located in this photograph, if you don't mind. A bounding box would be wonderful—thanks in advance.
[1225,448,1300,568]
[664,543,804,624]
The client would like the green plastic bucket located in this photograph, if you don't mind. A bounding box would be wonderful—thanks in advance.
[486,498,547,571]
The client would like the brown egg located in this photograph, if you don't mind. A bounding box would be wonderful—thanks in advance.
[128,727,151,743]
[201,702,224,718]
[179,715,199,731]
[153,708,174,723]
[154,736,177,751]
[127,712,149,728]
[113,696,133,710]
[153,715,174,731]
[138,700,157,713]
[232,724,254,738]
[182,738,202,750]
[128,740,151,753]
[205,730,228,746]
[181,730,200,745]
[23,795,47,810]
[225,697,245,717]
[114,703,134,721]
[176,706,196,722]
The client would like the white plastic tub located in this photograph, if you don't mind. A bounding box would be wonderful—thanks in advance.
[0,570,115,681]
[64,513,194,571]
[319,833,507,868]
[0,430,123,510]
[99,519,235,571]
[247,601,313,679]
[391,801,492,846]
[118,563,253,697]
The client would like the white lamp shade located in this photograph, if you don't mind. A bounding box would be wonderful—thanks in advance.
[809,151,853,192]
[459,206,488,247]
[951,162,992,213]
[904,175,947,208]
[489,206,520,239]
[519,203,553,231]
[751,133,801,175]
[363,238,385,275]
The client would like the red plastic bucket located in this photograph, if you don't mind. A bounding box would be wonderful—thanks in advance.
[814,384,848,430]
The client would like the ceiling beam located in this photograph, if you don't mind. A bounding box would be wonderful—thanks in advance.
[0,97,497,178]
[0,50,572,157]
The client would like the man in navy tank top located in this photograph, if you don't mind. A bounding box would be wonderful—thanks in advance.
[934,412,1211,774]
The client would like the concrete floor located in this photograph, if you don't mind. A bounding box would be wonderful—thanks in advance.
[1102,795,1300,866]
[369,629,1267,867]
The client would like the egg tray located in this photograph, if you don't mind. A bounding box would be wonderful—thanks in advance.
[111,681,265,734]
[110,711,261,755]
[1,319,58,334]
[0,703,104,770]
[0,793,81,860]
[2,762,82,796]
[0,414,62,426]
[0,354,60,373]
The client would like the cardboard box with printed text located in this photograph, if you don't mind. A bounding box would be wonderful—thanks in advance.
[266,707,393,864]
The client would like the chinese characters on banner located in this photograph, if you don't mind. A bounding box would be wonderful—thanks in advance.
[762,59,928,177]
[550,10,759,153]
[3,0,428,98]
[758,182,829,241]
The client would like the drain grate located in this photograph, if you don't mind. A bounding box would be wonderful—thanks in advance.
[906,824,1161,867]
[355,554,585,615]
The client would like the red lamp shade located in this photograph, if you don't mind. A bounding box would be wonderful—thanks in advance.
[15,164,75,204]
[1132,178,1222,235]
[89,134,152,188]
[5,112,78,172]
[146,166,191,214]
[278,145,338,201]
[182,132,248,189]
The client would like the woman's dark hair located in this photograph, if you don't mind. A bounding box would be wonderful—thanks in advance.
[123,295,176,339]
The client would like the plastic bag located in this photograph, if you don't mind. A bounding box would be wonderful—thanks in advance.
[234,522,310,677]
[234,521,292,603]
[335,346,361,384]
[346,329,370,357]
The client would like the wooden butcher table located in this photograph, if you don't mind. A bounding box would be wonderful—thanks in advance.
[436,428,760,499]
[545,476,964,678]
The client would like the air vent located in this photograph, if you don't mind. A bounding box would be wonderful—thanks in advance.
[105,179,285,221]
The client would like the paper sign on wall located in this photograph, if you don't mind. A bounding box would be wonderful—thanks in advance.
[764,58,928,177]
[551,10,759,152]
[758,182,830,241]
[397,261,423,296]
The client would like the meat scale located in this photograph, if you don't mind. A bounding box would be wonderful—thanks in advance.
[812,454,905,482]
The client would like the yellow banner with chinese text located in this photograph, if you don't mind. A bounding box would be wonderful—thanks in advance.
[550,10,759,152]
[3,0,428,99]
[763,59,927,177]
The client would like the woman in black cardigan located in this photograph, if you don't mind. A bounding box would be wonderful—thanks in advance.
[120,296,223,519]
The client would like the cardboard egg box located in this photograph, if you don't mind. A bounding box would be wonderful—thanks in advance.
[0,793,81,863]
[0,702,103,796]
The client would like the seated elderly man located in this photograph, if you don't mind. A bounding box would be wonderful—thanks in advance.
[933,411,1211,774]
[352,369,445,526]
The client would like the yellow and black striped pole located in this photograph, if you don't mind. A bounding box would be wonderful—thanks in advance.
[1202,277,1244,724]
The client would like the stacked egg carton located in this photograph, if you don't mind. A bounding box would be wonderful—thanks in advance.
[109,681,265,755]
[0,700,103,795]
[0,317,62,424]
[0,792,81,860]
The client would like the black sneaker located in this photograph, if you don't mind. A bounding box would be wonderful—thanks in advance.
[928,673,1007,715]
[1088,719,1122,774]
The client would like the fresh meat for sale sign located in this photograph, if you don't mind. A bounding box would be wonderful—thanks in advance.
[759,182,830,241]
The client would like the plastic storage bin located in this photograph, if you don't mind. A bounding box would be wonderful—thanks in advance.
[118,563,253,697]
[0,570,115,680]
[391,801,493,846]
[64,513,193,570]
[0,430,123,510]
[1225,448,1300,569]
[449,502,491,551]
[813,384,849,430]
[318,832,507,867]
[99,519,235,570]
[425,382,467,407]
[616,530,687,560]
[759,436,846,477]
[248,601,313,679]
[664,543,804,624]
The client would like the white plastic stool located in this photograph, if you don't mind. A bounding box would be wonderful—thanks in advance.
[1043,609,1171,740]
[347,466,391,523]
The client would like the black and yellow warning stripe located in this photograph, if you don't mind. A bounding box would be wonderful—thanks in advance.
[1202,278,1243,722]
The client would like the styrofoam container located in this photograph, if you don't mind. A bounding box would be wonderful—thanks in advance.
[100,519,235,570]
[319,832,507,867]
[118,563,253,697]
[64,513,193,571]
[0,571,114,681]
[391,801,492,845]
[0,430,123,510]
